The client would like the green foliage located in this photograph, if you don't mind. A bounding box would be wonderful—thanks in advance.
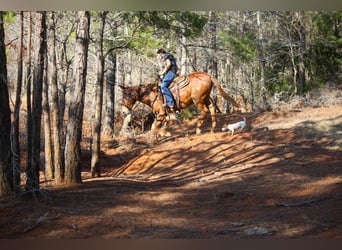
[180,106,195,120]
[307,79,325,91]
[263,40,293,94]
[130,11,207,38]
[138,12,171,29]
[130,27,163,56]
[174,12,207,37]
[114,11,207,60]
[3,11,15,25]
[310,11,342,84]
[220,28,257,63]
[265,67,294,95]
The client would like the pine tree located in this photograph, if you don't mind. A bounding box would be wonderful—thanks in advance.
[64,11,90,184]
[0,12,13,196]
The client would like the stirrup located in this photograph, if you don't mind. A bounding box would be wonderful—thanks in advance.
[162,103,175,111]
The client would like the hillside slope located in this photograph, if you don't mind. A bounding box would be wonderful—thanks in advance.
[1,105,341,238]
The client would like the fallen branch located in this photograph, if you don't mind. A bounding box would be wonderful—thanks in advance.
[276,197,329,207]
[277,192,342,208]
[23,213,59,233]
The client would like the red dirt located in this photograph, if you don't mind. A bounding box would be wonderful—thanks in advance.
[0,105,341,239]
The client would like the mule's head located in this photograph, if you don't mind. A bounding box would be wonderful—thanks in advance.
[119,85,140,113]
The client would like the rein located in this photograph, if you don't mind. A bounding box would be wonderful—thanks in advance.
[150,93,160,110]
[135,84,161,110]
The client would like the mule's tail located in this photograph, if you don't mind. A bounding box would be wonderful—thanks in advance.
[210,77,239,107]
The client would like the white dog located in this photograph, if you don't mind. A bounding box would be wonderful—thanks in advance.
[222,117,247,135]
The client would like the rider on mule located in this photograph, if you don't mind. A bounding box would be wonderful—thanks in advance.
[157,48,178,112]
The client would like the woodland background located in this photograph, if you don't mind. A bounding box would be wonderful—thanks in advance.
[0,11,341,196]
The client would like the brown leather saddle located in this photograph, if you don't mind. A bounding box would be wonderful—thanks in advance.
[158,75,190,112]
[169,75,189,90]
[166,75,189,111]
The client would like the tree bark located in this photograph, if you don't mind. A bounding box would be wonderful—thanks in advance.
[256,11,267,110]
[47,12,65,184]
[42,53,54,180]
[91,11,107,177]
[298,11,306,94]
[103,51,116,138]
[12,11,24,193]
[26,12,46,191]
[208,11,218,79]
[177,13,188,75]
[64,11,90,184]
[208,11,218,110]
[25,12,33,190]
[0,12,13,196]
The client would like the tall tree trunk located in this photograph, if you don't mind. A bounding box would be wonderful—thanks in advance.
[177,13,187,75]
[58,34,72,139]
[12,11,23,193]
[117,53,125,87]
[123,23,132,85]
[91,11,107,177]
[126,51,132,85]
[25,12,33,190]
[237,11,246,90]
[289,41,297,90]
[57,58,68,154]
[26,12,46,191]
[0,12,13,196]
[103,51,116,138]
[64,11,90,184]
[208,11,218,79]
[47,12,64,184]
[298,11,306,94]
[256,11,267,110]
[176,37,187,75]
[208,11,218,110]
[42,54,54,180]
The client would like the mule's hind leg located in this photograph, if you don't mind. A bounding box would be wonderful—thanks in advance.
[194,102,209,134]
[207,100,216,133]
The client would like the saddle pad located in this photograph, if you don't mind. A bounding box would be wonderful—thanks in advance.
[170,75,189,89]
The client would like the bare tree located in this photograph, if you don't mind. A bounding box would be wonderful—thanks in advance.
[47,11,64,184]
[25,12,33,189]
[56,13,76,135]
[64,11,90,184]
[0,12,13,196]
[208,11,218,79]
[176,14,188,75]
[42,51,54,180]
[298,11,306,94]
[91,11,107,177]
[103,50,116,137]
[208,11,218,110]
[12,11,24,192]
[26,12,46,191]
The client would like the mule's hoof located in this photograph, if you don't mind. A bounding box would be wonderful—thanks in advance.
[196,128,202,134]
[158,130,172,137]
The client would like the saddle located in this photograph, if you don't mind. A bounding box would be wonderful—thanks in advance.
[169,75,189,90]
[159,75,190,111]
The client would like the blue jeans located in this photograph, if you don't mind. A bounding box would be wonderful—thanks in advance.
[161,71,176,107]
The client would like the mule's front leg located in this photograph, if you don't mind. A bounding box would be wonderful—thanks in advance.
[151,113,166,132]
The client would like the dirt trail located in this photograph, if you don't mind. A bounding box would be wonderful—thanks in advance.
[0,105,341,238]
